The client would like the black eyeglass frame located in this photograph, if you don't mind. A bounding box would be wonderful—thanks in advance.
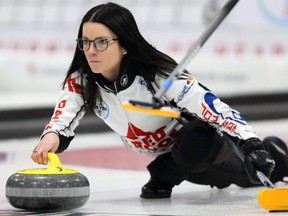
[76,38,118,51]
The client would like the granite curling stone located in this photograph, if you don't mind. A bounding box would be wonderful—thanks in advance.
[6,153,90,210]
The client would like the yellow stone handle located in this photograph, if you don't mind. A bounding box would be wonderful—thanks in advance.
[47,152,65,173]
[17,152,77,175]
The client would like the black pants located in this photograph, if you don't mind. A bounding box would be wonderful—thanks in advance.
[147,119,253,189]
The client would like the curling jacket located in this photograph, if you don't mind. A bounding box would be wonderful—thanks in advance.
[42,66,258,157]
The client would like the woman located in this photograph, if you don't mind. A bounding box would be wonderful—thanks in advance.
[31,2,288,199]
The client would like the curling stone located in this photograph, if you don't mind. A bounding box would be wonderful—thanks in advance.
[6,152,90,210]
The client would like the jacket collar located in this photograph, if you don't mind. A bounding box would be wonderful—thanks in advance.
[94,63,138,93]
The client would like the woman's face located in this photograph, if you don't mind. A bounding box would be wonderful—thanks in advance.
[82,22,126,82]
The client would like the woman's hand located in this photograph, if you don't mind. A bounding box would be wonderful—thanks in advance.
[31,132,60,165]
[241,138,275,184]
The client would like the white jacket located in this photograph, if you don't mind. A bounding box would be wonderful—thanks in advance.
[42,68,258,157]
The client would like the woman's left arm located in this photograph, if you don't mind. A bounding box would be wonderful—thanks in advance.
[165,76,258,140]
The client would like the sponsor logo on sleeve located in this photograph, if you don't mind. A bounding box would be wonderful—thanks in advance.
[201,92,247,132]
[178,77,195,101]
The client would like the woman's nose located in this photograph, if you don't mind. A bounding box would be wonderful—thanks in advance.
[87,43,98,54]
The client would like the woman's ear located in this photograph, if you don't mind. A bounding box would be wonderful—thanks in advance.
[122,46,128,55]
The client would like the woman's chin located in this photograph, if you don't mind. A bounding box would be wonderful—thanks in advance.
[91,69,101,74]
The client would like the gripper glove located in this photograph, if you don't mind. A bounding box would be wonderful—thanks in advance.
[240,138,275,184]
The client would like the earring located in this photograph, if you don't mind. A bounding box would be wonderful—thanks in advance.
[123,51,128,55]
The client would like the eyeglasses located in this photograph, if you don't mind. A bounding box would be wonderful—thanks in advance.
[76,38,118,51]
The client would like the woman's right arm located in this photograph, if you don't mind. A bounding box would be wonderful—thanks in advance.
[31,73,86,164]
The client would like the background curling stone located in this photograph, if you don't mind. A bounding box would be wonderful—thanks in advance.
[5,152,90,210]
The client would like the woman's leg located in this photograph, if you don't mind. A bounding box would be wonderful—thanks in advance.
[141,152,188,198]
[141,121,288,198]
[141,119,230,198]
[186,151,253,188]
[172,119,253,188]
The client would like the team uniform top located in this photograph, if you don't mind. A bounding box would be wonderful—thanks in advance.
[42,66,258,157]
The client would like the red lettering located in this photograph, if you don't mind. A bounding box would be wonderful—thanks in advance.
[201,103,207,115]
[158,137,171,148]
[228,122,237,131]
[52,110,62,119]
[222,120,237,132]
[201,103,219,123]
[58,100,66,108]
[45,124,52,131]
[67,77,81,94]
[127,124,174,152]
[52,100,67,119]
[152,127,166,141]
[141,127,166,149]
[142,135,156,147]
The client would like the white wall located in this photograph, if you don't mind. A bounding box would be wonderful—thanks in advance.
[0,0,287,108]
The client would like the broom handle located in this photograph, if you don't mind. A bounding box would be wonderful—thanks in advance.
[256,170,275,189]
[154,0,239,101]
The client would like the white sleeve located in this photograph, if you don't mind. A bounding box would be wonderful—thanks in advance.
[42,72,86,138]
[163,76,258,140]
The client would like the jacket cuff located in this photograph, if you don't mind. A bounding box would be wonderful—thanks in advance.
[55,133,74,153]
